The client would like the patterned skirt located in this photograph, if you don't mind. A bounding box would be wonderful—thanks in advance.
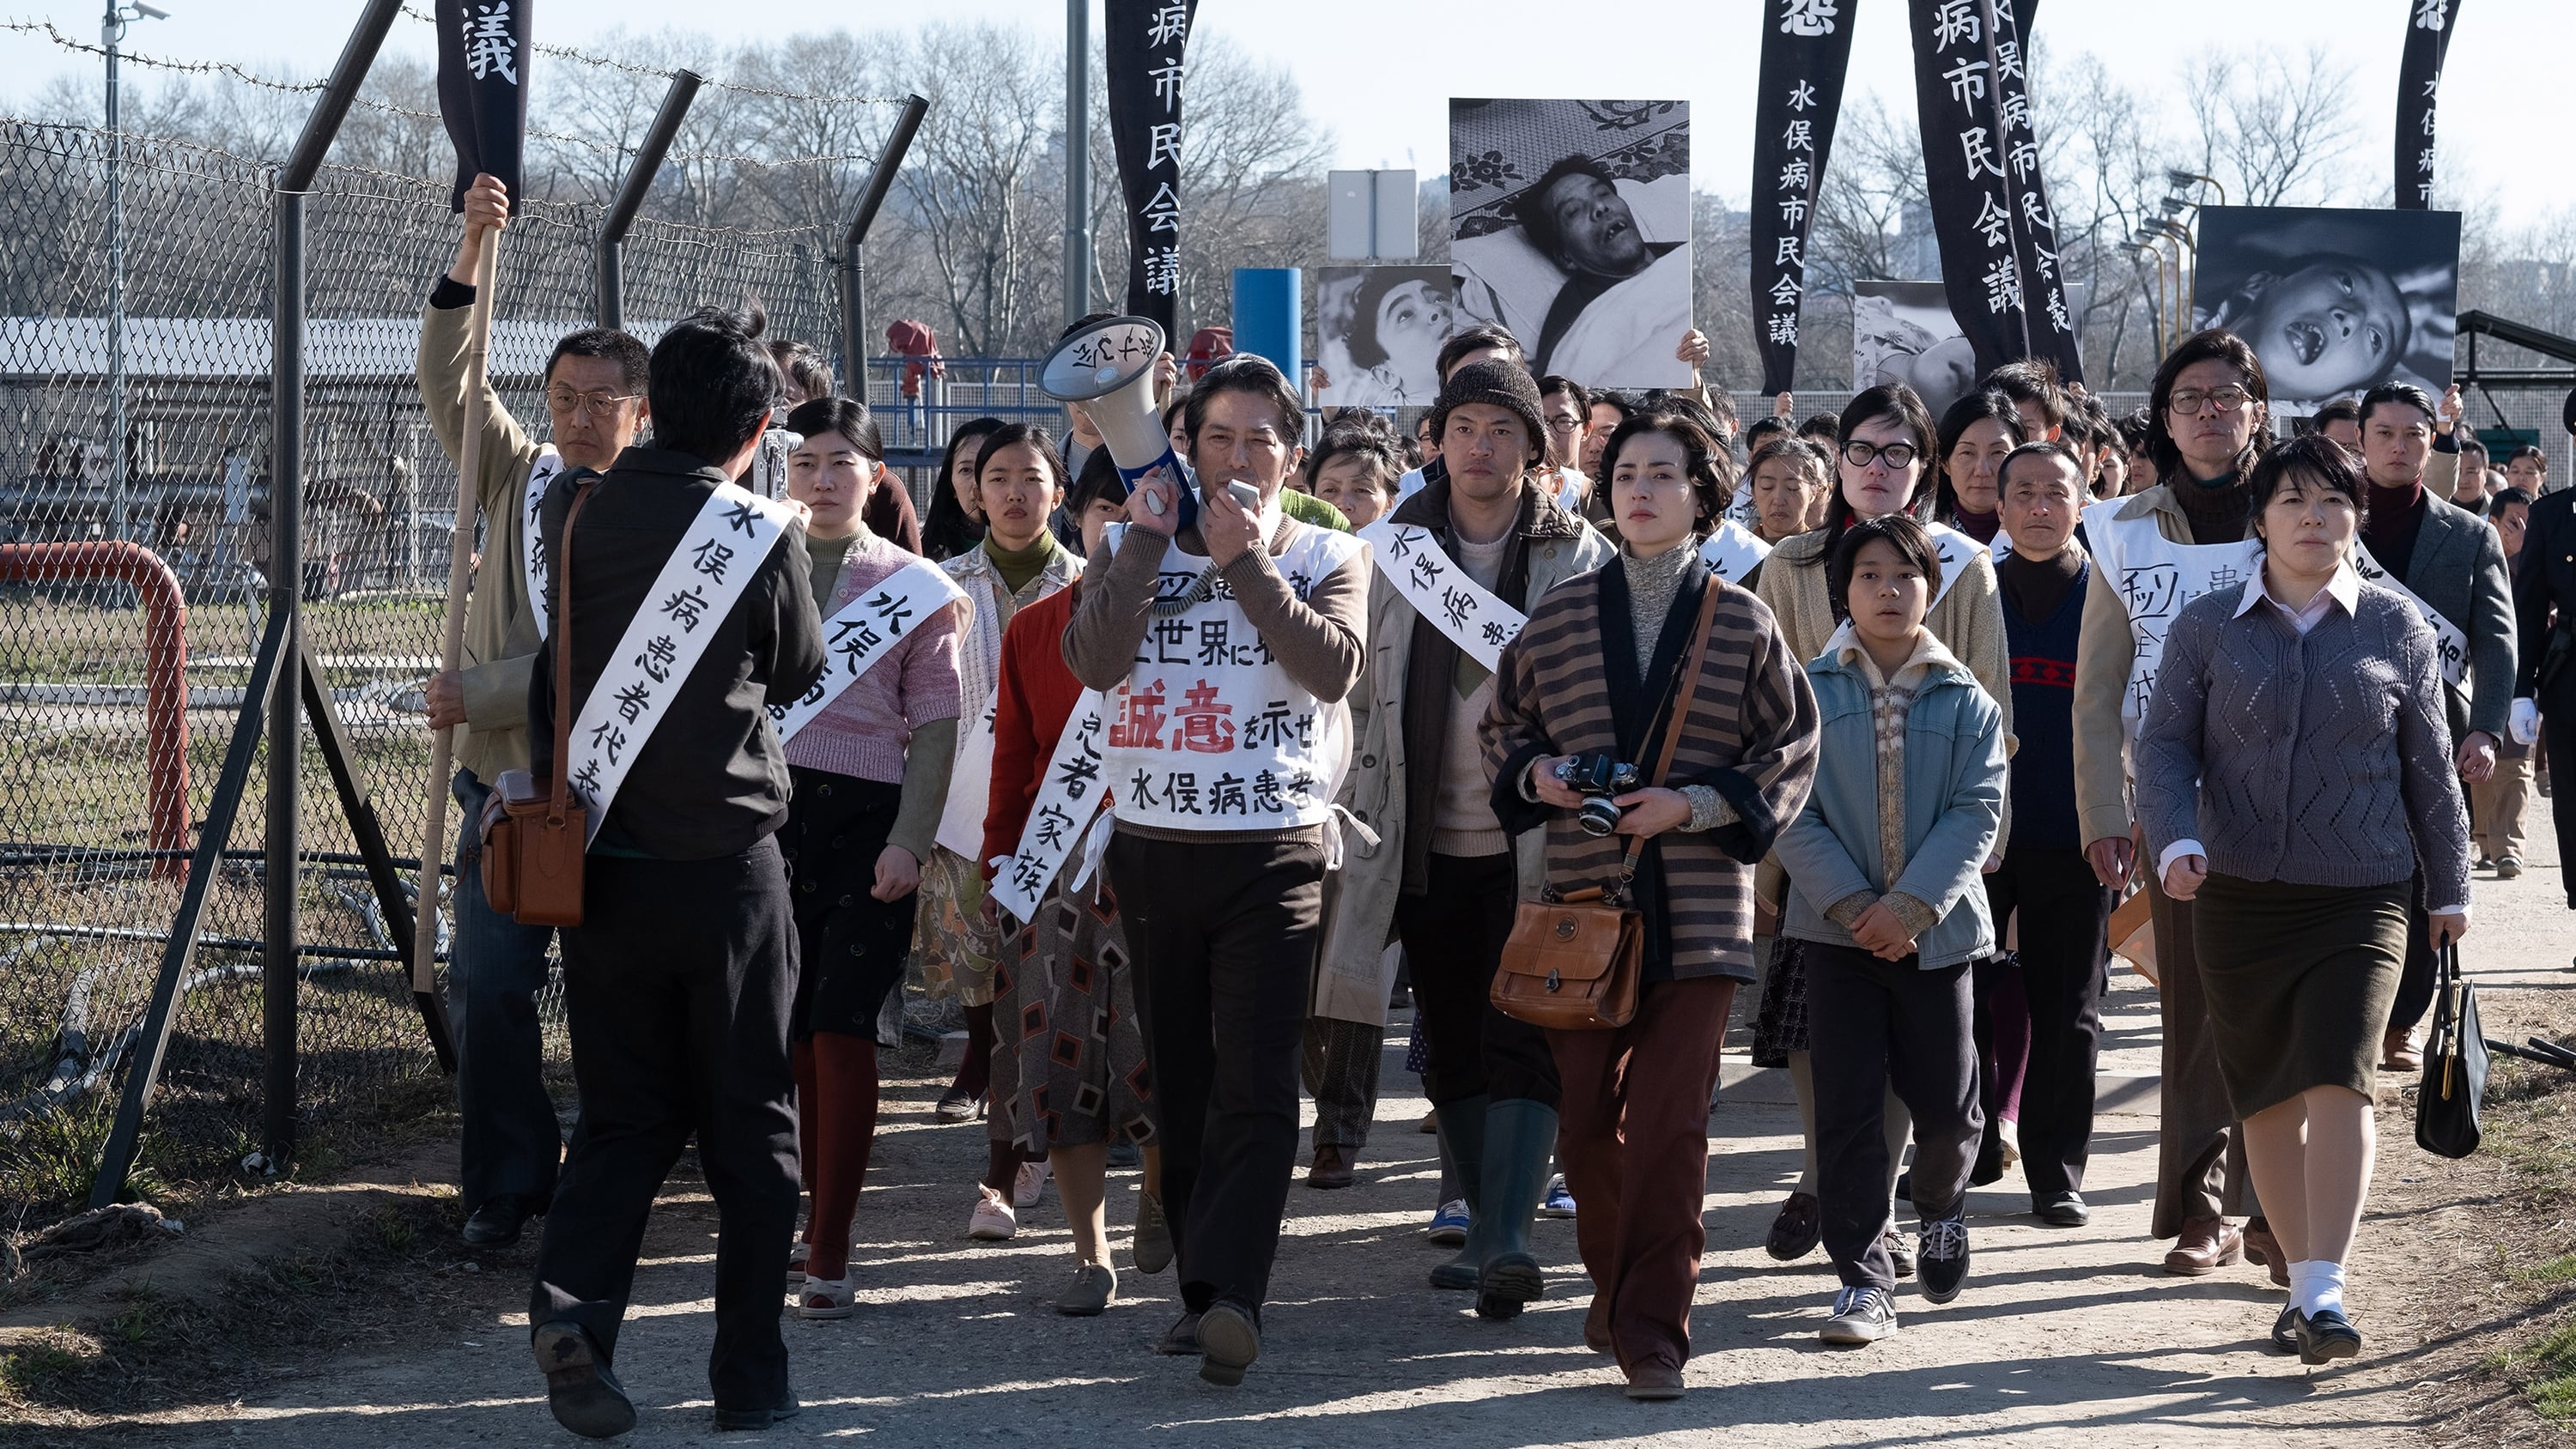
[1750,934,1809,1068]
[916,844,999,1008]
[993,873,1155,1153]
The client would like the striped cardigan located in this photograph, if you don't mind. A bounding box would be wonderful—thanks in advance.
[1482,561,1821,982]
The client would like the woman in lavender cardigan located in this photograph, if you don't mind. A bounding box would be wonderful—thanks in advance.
[2136,433,2470,1367]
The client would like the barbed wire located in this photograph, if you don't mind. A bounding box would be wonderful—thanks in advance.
[0,17,324,92]
[392,4,910,106]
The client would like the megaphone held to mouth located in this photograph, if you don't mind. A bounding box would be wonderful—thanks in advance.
[1039,314,1248,523]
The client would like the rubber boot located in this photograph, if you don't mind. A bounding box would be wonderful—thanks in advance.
[1426,1094,1489,1290]
[1474,1099,1558,1319]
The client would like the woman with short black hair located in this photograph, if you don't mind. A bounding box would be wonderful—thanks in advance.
[2138,433,2470,1364]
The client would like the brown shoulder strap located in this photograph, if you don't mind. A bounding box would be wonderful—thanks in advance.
[548,479,596,825]
[1619,573,1728,881]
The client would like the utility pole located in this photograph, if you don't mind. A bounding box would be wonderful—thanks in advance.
[1064,0,1091,326]
[102,3,169,541]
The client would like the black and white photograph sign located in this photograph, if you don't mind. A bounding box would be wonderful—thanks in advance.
[1449,98,1692,388]
[2190,204,2460,415]
[1854,279,2088,419]
[1315,266,1456,409]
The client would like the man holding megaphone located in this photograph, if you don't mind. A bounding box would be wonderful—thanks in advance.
[1061,349,1371,1389]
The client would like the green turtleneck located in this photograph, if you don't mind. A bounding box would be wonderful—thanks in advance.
[982,529,1059,595]
[807,527,860,605]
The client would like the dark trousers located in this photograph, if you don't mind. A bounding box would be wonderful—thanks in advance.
[1398,852,1558,1108]
[2549,700,2576,908]
[2148,870,2247,1236]
[1549,976,1738,1374]
[529,839,800,1413]
[1302,1016,1382,1151]
[1805,943,1982,1293]
[449,770,567,1214]
[1109,831,1324,1320]
[1981,847,2111,1197]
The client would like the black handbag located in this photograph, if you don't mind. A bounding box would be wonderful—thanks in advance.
[2414,942,2488,1160]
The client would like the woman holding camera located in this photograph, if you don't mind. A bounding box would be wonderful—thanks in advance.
[1484,405,1819,1399]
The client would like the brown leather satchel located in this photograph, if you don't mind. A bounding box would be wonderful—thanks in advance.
[480,479,592,927]
[1492,577,1724,1031]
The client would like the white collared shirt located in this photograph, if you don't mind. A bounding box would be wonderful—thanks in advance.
[2230,558,2360,637]
[2162,557,2467,919]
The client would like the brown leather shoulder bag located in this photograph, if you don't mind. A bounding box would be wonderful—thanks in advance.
[480,479,592,927]
[1491,575,1724,1031]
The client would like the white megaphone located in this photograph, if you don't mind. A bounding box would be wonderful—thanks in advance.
[1039,315,1243,524]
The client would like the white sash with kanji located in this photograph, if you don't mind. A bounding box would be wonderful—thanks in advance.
[1927,518,1983,604]
[519,446,565,639]
[1698,519,1772,583]
[2083,499,2263,741]
[986,689,1114,923]
[1358,518,1522,672]
[769,558,968,743]
[2350,542,2473,692]
[562,482,795,844]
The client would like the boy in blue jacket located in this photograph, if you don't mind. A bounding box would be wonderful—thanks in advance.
[1775,513,2008,1346]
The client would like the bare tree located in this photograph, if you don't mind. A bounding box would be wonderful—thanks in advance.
[2181,47,2359,209]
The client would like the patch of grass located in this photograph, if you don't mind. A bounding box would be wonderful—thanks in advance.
[2514,1252,2576,1288]
[2488,1319,2576,1420]
[0,1103,115,1219]
[0,1329,100,1409]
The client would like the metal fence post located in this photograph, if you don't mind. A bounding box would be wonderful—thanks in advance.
[258,0,402,1173]
[597,69,702,330]
[839,94,929,403]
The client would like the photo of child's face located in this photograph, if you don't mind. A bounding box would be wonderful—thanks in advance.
[2242,258,2406,401]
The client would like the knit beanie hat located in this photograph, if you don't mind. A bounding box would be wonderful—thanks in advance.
[1429,360,1549,463]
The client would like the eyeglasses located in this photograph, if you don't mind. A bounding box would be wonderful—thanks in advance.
[1842,440,1919,470]
[1545,416,1585,434]
[2166,385,2251,415]
[545,386,641,419]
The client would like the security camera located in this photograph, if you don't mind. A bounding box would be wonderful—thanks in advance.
[131,3,171,19]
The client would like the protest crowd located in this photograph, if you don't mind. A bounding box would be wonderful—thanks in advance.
[410,153,2571,1432]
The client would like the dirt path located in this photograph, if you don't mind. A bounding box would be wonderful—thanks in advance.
[52,799,2576,1447]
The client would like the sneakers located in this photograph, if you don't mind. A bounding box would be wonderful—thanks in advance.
[1196,1301,1261,1386]
[1425,1198,1470,1246]
[1054,1261,1116,1317]
[934,1084,984,1122]
[1539,1173,1577,1219]
[1131,1190,1173,1275]
[967,1185,1018,1240]
[2498,856,2524,880]
[1883,1226,1916,1280]
[1820,1285,1898,1346]
[532,1319,636,1440]
[1917,1205,1971,1305]
[1014,1159,1052,1210]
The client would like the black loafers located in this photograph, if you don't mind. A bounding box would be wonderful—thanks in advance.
[2034,1191,2090,1228]
[2295,1307,2361,1364]
[532,1320,635,1440]
[714,1396,802,1432]
[463,1193,539,1247]
[2269,1302,2299,1355]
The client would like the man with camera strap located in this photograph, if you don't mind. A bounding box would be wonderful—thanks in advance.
[1319,361,1615,1319]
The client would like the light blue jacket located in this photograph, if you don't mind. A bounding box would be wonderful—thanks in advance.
[1775,627,2006,970]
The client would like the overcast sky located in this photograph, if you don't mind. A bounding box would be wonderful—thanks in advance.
[6,0,2566,228]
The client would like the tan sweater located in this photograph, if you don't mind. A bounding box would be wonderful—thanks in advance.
[416,298,548,783]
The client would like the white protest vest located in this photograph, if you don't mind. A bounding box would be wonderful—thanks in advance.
[1925,519,1983,604]
[1101,522,1367,833]
[2349,543,2473,693]
[1551,466,1588,514]
[1358,517,1525,673]
[2082,498,2263,742]
[986,689,1113,922]
[562,481,797,844]
[1698,519,1772,584]
[769,558,969,743]
[519,447,566,639]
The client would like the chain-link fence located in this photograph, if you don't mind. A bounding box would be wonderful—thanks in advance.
[0,111,983,1222]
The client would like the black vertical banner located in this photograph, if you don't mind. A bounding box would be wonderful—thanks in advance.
[1908,0,2032,381]
[1105,0,1198,339]
[1749,0,1858,395]
[1989,0,2082,382]
[434,0,532,211]
[2397,0,2464,209]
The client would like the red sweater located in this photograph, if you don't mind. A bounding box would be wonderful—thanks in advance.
[979,580,1089,879]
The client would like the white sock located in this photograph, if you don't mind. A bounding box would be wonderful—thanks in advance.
[2287,1260,2318,1313]
[2302,1260,2347,1319]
